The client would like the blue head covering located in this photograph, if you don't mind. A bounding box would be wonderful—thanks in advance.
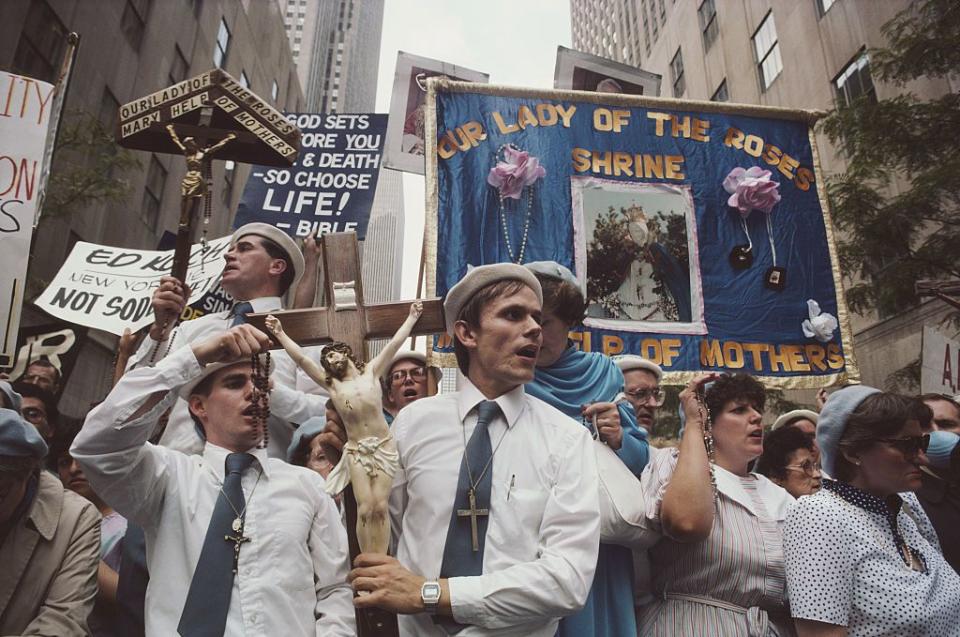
[0,381,22,413]
[926,430,959,472]
[0,407,47,459]
[286,416,325,463]
[816,385,881,477]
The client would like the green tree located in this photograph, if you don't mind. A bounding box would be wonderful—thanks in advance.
[822,0,960,324]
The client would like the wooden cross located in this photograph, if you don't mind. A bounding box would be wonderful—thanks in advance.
[457,488,490,552]
[224,530,250,574]
[246,232,445,360]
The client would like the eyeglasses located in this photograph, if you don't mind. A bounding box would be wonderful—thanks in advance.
[390,367,428,385]
[784,459,822,478]
[22,407,47,423]
[624,387,666,407]
[878,434,930,457]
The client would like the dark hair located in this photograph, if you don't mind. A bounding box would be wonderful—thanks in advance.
[47,419,82,472]
[755,426,815,481]
[11,382,58,426]
[320,342,365,384]
[25,358,61,384]
[834,393,932,482]
[0,455,41,480]
[536,276,587,327]
[704,373,766,419]
[258,237,295,295]
[452,279,529,375]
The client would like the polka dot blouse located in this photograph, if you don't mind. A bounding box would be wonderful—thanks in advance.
[783,479,960,636]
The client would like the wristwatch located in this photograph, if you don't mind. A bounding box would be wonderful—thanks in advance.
[420,580,441,613]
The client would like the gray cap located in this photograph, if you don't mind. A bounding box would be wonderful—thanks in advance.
[771,409,819,431]
[382,350,442,384]
[442,263,542,335]
[287,415,325,463]
[613,355,663,380]
[0,381,22,413]
[816,385,881,476]
[0,407,48,459]
[524,261,584,300]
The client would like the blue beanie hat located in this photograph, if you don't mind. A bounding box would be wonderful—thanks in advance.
[817,385,882,476]
[926,430,959,472]
[287,416,326,463]
[0,407,47,459]
[0,381,22,413]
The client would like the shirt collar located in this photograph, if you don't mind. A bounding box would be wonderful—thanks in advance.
[823,478,902,517]
[456,377,526,428]
[248,297,282,313]
[203,442,272,479]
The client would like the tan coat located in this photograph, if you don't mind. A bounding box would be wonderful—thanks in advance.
[0,471,100,636]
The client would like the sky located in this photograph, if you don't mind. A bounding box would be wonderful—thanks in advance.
[374,0,572,297]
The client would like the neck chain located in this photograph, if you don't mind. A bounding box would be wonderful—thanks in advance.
[461,409,510,493]
[219,468,263,533]
[694,390,720,508]
[828,489,925,572]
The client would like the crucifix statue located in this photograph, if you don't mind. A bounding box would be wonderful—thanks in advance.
[246,232,444,637]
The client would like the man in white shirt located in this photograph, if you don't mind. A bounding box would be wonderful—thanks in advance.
[128,222,327,458]
[72,324,355,636]
[348,263,600,636]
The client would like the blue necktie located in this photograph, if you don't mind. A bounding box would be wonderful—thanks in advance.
[230,301,253,327]
[178,452,255,637]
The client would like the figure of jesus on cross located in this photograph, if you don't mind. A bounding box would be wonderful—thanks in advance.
[265,301,423,554]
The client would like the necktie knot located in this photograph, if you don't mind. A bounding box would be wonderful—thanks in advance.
[475,400,500,429]
[225,452,254,475]
[230,302,253,326]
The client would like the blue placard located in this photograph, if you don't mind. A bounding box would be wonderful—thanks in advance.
[429,86,858,387]
[234,113,387,239]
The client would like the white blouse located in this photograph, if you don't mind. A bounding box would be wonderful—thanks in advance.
[784,480,960,636]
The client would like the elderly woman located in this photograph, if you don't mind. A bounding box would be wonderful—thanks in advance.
[638,373,795,636]
[756,426,822,498]
[783,386,960,636]
[523,261,649,637]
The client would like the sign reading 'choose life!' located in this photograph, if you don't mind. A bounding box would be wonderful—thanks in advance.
[234,113,388,240]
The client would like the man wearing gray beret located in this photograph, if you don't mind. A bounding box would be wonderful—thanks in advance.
[125,222,329,459]
[0,408,100,636]
[348,263,600,636]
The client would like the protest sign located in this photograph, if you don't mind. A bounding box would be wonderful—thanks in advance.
[0,71,56,367]
[157,230,234,321]
[35,236,232,336]
[383,52,488,175]
[234,113,386,239]
[921,326,960,395]
[425,80,859,388]
[554,46,661,96]
[3,322,87,395]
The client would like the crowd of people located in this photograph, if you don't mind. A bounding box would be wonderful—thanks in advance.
[1,225,959,636]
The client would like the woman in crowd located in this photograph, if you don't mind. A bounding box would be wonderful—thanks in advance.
[784,386,960,636]
[523,261,649,637]
[756,426,822,498]
[638,373,795,636]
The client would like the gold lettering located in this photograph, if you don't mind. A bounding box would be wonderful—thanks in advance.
[722,341,745,369]
[613,152,633,177]
[640,339,662,365]
[723,126,745,148]
[602,335,624,356]
[691,117,710,142]
[554,104,576,127]
[517,105,538,129]
[768,346,792,372]
[742,342,769,371]
[661,339,681,367]
[571,147,591,172]
[664,155,685,180]
[827,343,844,369]
[536,103,558,126]
[642,154,663,179]
[700,339,723,367]
[491,111,519,135]
[647,112,671,137]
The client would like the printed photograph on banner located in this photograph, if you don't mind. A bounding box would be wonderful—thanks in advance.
[383,51,489,174]
[553,46,661,96]
[572,178,706,335]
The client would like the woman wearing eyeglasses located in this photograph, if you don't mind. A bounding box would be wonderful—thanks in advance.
[756,426,822,498]
[783,386,960,637]
[522,261,650,637]
[637,373,795,637]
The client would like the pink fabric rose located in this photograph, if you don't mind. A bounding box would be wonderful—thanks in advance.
[487,145,546,200]
[722,166,781,217]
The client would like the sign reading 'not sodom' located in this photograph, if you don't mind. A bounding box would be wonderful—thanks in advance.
[426,80,858,388]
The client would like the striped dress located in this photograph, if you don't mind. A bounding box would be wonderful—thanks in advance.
[637,449,796,637]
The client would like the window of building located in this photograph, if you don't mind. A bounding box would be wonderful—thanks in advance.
[670,47,685,97]
[214,17,230,68]
[699,0,718,51]
[168,44,188,85]
[711,79,729,102]
[271,79,279,101]
[121,0,151,51]
[753,12,782,91]
[98,88,120,132]
[221,160,235,207]
[239,71,249,89]
[11,0,68,83]
[142,155,167,231]
[834,50,876,106]
[817,0,837,16]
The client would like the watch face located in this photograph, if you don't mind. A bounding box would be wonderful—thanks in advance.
[422,583,441,599]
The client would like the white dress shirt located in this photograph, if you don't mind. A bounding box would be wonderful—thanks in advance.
[390,378,600,636]
[73,345,354,637]
[127,296,329,458]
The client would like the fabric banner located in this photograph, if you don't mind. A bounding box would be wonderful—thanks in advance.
[921,326,959,395]
[425,80,859,388]
[0,71,56,366]
[234,113,387,239]
[35,236,232,336]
